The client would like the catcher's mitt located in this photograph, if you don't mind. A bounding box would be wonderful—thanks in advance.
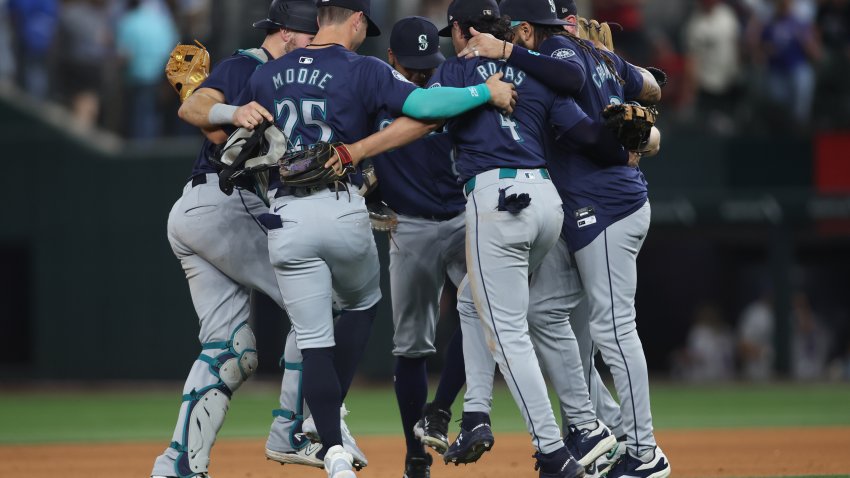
[279,142,354,188]
[216,121,287,196]
[165,40,210,103]
[577,17,615,51]
[602,103,657,151]
[367,202,398,233]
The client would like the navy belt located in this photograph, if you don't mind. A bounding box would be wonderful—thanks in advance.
[410,211,463,221]
[191,174,207,187]
[275,182,349,198]
[464,168,550,196]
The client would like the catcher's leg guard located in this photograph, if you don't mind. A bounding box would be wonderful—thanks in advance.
[172,322,258,477]
[267,329,310,452]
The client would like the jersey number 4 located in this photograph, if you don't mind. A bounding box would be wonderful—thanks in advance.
[275,98,333,150]
[500,113,522,142]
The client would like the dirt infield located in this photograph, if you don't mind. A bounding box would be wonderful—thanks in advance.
[3,427,848,478]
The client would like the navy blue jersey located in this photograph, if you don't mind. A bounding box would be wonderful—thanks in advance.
[429,57,585,182]
[189,49,269,178]
[538,35,649,252]
[371,112,465,218]
[239,45,418,190]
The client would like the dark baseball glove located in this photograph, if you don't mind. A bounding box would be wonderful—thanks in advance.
[279,142,354,188]
[645,66,668,89]
[367,202,398,233]
[602,103,657,151]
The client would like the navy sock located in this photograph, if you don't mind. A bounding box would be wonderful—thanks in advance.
[394,356,428,457]
[461,411,491,430]
[301,347,342,457]
[334,305,377,400]
[432,326,465,411]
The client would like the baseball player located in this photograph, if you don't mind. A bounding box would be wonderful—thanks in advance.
[370,16,497,478]
[459,1,671,477]
[235,1,516,476]
[151,2,324,478]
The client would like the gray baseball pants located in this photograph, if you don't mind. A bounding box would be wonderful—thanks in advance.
[573,201,655,455]
[464,168,565,454]
[153,175,304,476]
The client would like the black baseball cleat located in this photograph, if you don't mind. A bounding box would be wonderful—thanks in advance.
[534,446,585,478]
[403,453,433,478]
[443,413,494,465]
[413,402,452,454]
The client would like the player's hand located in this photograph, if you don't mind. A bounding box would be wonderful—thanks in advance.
[485,72,517,115]
[627,151,641,168]
[324,143,363,173]
[458,27,512,60]
[233,101,273,130]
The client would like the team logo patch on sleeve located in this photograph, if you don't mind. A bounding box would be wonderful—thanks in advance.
[392,69,412,83]
[551,48,576,59]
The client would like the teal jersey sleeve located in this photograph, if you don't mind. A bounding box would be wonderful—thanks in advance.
[401,83,492,119]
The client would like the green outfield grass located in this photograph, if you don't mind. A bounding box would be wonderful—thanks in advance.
[0,382,848,444]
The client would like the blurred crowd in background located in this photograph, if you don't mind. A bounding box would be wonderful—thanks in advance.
[670,288,850,383]
[0,0,849,139]
[1,0,848,384]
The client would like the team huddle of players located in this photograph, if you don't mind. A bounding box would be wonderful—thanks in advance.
[150,1,670,478]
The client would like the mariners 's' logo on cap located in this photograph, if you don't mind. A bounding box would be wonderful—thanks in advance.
[548,0,556,13]
[418,34,428,51]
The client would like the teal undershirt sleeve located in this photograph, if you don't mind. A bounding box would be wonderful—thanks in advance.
[401,84,492,119]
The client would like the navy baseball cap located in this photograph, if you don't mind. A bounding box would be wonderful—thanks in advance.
[501,0,568,27]
[390,17,445,69]
[438,0,500,37]
[553,0,578,17]
[253,0,319,34]
[316,0,381,36]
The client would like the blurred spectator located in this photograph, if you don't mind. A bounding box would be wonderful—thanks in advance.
[55,0,112,130]
[593,0,651,64]
[790,292,830,380]
[647,31,687,112]
[814,0,850,127]
[828,338,850,381]
[116,0,177,140]
[678,303,736,382]
[0,0,15,84]
[737,291,774,381]
[758,0,822,128]
[682,0,742,135]
[8,0,58,98]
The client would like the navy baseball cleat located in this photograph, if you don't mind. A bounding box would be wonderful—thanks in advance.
[564,420,617,467]
[443,413,494,465]
[413,402,452,454]
[604,447,670,478]
[403,453,433,478]
[533,446,585,478]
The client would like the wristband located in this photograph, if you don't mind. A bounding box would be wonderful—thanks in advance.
[208,103,239,125]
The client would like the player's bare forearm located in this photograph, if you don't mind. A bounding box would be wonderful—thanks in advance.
[351,117,440,163]
[634,66,662,104]
[178,88,224,129]
[325,118,440,170]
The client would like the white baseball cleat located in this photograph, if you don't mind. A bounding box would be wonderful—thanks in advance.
[302,404,368,469]
[324,444,357,478]
[265,442,324,468]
